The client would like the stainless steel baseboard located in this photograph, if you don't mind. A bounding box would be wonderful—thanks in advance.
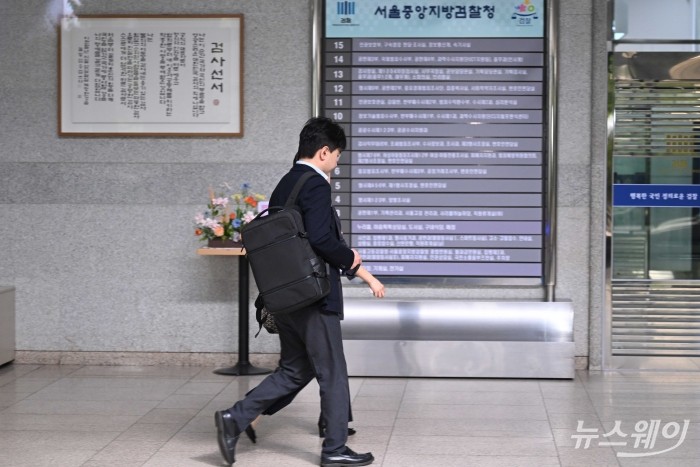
[341,299,574,379]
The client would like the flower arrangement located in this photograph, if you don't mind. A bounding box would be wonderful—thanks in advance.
[194,183,266,244]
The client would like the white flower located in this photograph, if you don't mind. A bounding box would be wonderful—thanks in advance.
[243,211,256,224]
[211,197,229,207]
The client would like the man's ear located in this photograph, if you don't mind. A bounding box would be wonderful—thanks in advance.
[315,145,330,161]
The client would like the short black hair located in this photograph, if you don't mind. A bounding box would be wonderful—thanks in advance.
[294,117,346,162]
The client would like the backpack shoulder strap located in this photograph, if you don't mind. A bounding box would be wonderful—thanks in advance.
[284,171,316,208]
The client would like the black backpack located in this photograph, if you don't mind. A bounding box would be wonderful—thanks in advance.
[242,172,330,315]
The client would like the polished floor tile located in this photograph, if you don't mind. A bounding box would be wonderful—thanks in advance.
[1,364,700,466]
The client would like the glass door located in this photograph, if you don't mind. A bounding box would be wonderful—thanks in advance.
[607,0,700,369]
[607,54,700,363]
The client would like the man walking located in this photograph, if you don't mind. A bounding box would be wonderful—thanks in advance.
[215,117,374,467]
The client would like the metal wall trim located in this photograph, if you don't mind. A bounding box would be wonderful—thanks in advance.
[341,298,574,378]
[312,0,323,116]
[544,0,559,301]
[0,287,15,366]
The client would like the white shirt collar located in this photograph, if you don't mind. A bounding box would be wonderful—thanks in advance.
[296,160,329,183]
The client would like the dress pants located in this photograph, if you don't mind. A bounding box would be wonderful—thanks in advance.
[227,302,351,455]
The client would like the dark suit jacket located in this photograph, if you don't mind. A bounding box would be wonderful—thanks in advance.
[269,163,354,315]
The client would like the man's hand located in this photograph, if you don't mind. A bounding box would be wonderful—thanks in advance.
[353,266,385,298]
[368,279,385,298]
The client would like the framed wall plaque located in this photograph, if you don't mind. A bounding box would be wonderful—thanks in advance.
[59,15,243,136]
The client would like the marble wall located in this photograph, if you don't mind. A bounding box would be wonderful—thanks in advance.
[0,0,604,367]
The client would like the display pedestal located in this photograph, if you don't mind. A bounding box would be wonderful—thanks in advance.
[197,248,272,376]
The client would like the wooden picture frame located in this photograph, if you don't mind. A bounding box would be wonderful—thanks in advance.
[58,14,243,136]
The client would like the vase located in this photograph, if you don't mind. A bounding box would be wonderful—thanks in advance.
[207,239,243,248]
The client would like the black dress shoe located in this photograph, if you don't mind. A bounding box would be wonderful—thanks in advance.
[244,425,256,443]
[214,410,240,465]
[320,447,374,467]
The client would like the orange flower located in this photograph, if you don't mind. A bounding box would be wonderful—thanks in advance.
[213,225,224,237]
[194,229,202,236]
[244,196,258,208]
[229,212,237,220]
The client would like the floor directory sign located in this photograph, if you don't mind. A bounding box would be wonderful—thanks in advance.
[318,0,548,283]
